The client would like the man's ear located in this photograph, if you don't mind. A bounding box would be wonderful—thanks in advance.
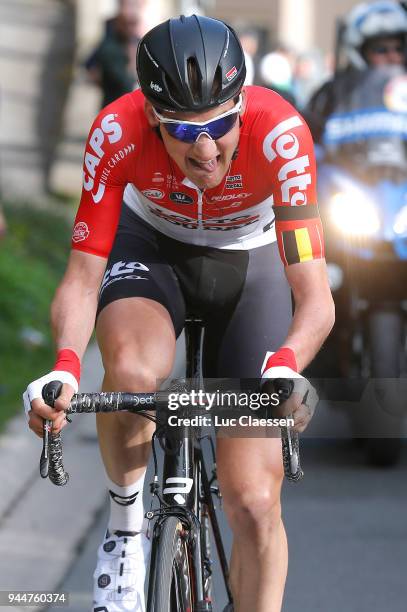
[144,100,159,127]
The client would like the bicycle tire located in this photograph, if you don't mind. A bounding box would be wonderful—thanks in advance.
[150,516,193,612]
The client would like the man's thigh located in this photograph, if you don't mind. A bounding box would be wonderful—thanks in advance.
[205,241,292,378]
[95,210,186,385]
[97,206,186,337]
[96,297,177,385]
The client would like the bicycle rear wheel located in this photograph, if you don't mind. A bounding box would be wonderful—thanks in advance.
[149,516,193,612]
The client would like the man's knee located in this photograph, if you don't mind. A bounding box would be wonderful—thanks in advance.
[223,477,283,538]
[104,351,163,392]
[96,299,176,390]
[103,344,172,391]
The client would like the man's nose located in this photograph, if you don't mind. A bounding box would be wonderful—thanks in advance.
[191,133,218,159]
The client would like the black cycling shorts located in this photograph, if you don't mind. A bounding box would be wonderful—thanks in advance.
[97,204,292,378]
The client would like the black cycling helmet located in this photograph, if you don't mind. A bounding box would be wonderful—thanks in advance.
[136,14,246,112]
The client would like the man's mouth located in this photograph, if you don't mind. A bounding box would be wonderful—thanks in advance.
[188,155,221,173]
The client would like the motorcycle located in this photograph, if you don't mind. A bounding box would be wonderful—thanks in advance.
[316,66,407,465]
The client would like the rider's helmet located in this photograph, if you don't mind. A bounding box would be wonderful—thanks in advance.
[343,1,407,69]
[136,14,246,112]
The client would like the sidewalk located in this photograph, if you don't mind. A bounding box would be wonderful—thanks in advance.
[0,344,106,611]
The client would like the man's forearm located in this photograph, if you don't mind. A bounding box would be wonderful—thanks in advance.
[283,295,334,372]
[50,249,107,363]
[282,260,335,372]
[51,280,99,361]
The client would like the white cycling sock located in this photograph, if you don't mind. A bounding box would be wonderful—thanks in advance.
[107,470,147,534]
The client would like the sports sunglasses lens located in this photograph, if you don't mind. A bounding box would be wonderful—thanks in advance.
[163,123,195,142]
[205,113,238,139]
[164,113,238,143]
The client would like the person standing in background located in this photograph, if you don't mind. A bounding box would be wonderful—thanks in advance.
[258,49,297,106]
[85,0,142,108]
[238,27,261,85]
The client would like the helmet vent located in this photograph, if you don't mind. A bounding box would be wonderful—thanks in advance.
[187,57,202,104]
[211,66,222,100]
[164,73,184,107]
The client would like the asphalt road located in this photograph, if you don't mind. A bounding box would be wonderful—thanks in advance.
[55,438,407,612]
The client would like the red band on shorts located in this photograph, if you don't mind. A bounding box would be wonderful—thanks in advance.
[264,348,298,373]
[54,349,81,383]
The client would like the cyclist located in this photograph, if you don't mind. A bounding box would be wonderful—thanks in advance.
[306,0,407,143]
[24,15,334,612]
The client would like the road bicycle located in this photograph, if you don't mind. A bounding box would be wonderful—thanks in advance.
[40,317,303,611]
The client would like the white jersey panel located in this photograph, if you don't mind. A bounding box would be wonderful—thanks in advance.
[123,183,276,250]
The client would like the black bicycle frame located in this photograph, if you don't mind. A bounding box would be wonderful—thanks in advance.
[151,317,233,608]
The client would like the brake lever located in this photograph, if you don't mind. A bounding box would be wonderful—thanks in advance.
[40,381,63,479]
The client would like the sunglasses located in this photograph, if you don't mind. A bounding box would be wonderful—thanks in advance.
[153,95,242,143]
[368,43,404,55]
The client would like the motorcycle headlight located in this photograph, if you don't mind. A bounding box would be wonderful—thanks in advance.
[329,192,380,236]
[393,205,407,235]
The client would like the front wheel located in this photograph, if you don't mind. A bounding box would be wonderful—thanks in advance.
[148,516,193,612]
[365,308,403,467]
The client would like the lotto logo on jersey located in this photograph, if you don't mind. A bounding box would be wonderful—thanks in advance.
[72,221,90,243]
[263,116,311,206]
[83,113,123,204]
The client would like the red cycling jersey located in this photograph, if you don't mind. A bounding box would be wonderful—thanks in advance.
[72,85,324,265]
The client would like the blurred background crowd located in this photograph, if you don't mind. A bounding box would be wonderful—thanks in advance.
[0,0,351,202]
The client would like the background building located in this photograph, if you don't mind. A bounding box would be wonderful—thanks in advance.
[77,0,361,58]
[212,0,359,54]
[0,0,376,199]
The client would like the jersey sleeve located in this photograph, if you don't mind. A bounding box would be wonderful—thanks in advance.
[71,96,140,258]
[258,93,325,266]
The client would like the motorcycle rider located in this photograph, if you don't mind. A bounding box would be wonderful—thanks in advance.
[305,1,407,464]
[305,0,407,143]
